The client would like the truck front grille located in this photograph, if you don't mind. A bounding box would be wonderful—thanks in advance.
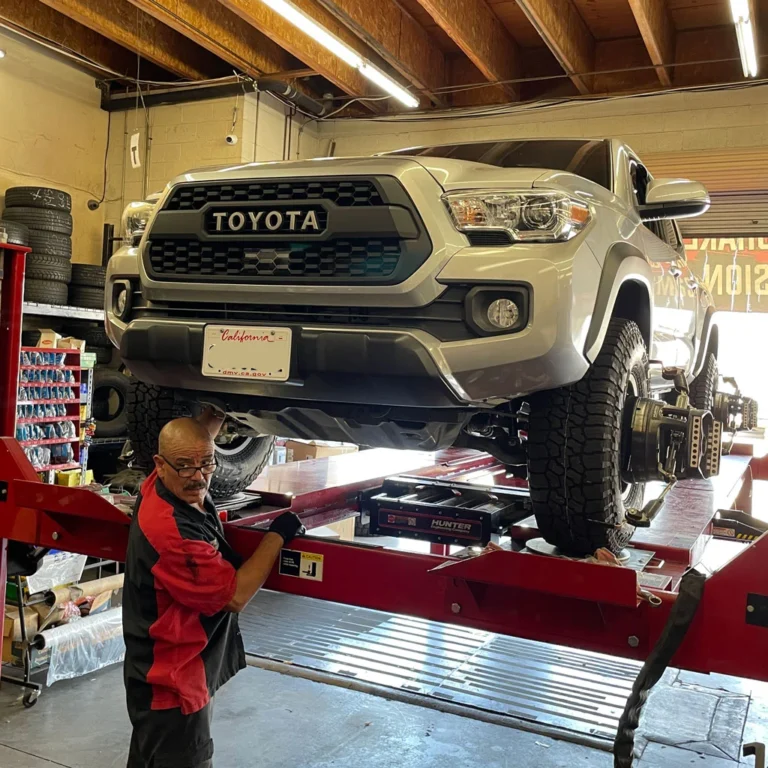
[146,176,431,285]
[148,239,401,279]
[164,179,384,211]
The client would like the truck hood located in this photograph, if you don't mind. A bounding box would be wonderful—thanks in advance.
[164,155,545,194]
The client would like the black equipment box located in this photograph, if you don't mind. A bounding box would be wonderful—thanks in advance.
[364,475,532,546]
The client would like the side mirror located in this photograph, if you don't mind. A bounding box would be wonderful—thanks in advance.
[640,178,710,221]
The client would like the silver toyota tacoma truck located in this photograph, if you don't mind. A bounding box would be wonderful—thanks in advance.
[106,139,720,555]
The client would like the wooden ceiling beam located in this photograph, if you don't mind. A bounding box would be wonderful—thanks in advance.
[126,0,302,78]
[413,0,520,100]
[0,0,155,79]
[515,0,594,94]
[217,0,396,106]
[36,0,226,79]
[312,0,446,105]
[627,0,675,86]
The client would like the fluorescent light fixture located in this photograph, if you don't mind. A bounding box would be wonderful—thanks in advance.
[0,50,5,59]
[258,0,419,108]
[730,0,758,78]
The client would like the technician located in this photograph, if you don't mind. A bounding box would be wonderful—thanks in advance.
[123,409,303,767]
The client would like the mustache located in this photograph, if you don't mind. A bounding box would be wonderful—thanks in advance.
[183,481,207,491]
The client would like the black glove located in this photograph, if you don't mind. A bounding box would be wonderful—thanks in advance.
[268,512,305,544]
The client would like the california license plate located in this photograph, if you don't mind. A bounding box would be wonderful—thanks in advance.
[202,325,292,381]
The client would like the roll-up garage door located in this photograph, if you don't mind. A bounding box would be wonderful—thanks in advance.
[644,147,768,237]
[678,192,768,236]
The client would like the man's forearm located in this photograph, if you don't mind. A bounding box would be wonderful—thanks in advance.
[226,532,284,612]
[196,405,226,439]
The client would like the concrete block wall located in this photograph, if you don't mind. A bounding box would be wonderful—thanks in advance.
[104,91,322,228]
[316,84,768,161]
[0,30,108,263]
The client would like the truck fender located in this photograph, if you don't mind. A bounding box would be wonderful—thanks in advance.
[583,243,654,362]
[691,305,719,378]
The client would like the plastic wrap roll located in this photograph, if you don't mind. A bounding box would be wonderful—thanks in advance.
[32,608,125,686]
[44,574,123,607]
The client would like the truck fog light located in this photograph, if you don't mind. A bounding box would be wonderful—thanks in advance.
[115,286,128,318]
[487,298,519,330]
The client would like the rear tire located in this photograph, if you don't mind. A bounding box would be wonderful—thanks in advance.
[527,318,649,556]
[689,352,718,411]
[93,369,131,437]
[126,381,274,499]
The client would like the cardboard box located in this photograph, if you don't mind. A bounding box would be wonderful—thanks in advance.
[58,336,86,352]
[3,606,39,644]
[37,329,61,349]
[56,469,94,487]
[285,440,358,463]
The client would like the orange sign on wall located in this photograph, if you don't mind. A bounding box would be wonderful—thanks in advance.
[684,237,768,312]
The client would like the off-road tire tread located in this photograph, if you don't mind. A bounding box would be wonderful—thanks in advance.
[126,380,274,499]
[689,352,718,412]
[528,319,647,556]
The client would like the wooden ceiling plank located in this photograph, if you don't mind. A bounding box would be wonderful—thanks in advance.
[627,0,675,86]
[36,0,225,79]
[126,0,300,78]
[313,0,446,104]
[413,0,520,99]
[0,0,145,78]
[515,0,595,94]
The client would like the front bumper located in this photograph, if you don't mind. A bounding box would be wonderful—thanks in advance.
[107,246,595,407]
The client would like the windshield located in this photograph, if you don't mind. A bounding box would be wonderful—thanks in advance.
[387,139,612,190]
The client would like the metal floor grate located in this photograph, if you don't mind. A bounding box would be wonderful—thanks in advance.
[240,591,642,740]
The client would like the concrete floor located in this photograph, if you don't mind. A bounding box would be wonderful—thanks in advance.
[0,663,766,767]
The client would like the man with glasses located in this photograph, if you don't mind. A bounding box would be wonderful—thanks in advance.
[123,408,303,768]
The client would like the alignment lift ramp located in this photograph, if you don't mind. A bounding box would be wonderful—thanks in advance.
[2,245,768,767]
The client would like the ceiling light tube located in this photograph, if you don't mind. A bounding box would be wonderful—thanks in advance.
[258,0,419,108]
[730,0,759,78]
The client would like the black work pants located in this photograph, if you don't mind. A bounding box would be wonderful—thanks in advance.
[127,699,215,768]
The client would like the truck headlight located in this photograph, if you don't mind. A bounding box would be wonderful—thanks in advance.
[121,200,156,246]
[443,190,590,243]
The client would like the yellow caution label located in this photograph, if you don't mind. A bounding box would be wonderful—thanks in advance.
[279,549,324,581]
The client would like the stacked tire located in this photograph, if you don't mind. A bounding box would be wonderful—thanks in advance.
[2,187,73,306]
[69,263,106,310]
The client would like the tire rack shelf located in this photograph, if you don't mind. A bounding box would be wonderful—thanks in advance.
[22,302,105,321]
[17,347,83,481]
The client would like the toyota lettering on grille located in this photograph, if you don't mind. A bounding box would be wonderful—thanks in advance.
[210,209,321,233]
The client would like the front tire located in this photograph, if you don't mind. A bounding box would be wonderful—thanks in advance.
[527,318,649,556]
[126,381,274,499]
[689,351,718,411]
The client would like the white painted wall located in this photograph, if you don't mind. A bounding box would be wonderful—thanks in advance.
[0,30,108,263]
[104,91,322,227]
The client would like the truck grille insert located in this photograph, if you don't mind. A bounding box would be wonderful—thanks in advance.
[148,239,401,279]
[164,180,384,211]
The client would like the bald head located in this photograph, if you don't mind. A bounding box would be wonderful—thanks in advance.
[154,417,216,509]
[158,417,214,457]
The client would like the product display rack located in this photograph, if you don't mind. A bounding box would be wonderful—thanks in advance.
[16,347,84,480]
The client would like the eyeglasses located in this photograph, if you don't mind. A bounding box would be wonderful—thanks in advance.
[160,456,218,479]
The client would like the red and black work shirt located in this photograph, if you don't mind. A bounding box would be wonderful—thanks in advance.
[123,471,245,715]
